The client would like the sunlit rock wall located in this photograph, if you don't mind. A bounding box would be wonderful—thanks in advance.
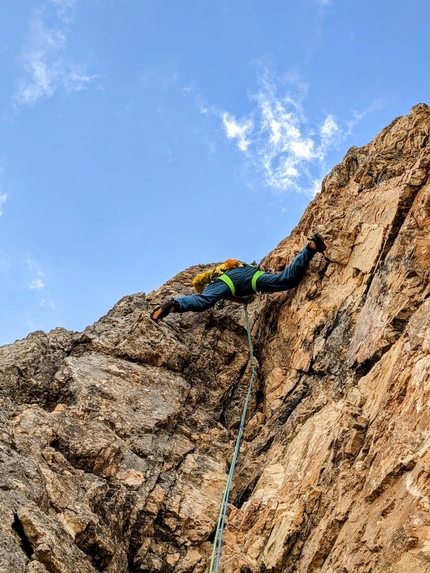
[1,103,430,573]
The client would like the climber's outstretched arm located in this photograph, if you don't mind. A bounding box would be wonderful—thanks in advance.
[174,280,231,312]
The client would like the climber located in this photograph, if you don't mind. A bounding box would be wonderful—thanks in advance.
[150,233,328,323]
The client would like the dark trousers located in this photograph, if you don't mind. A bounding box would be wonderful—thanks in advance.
[175,246,315,313]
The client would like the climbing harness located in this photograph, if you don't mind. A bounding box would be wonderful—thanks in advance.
[251,270,265,293]
[217,273,236,294]
[208,302,257,573]
[218,268,265,296]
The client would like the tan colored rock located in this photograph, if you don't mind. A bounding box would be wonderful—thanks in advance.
[1,103,430,572]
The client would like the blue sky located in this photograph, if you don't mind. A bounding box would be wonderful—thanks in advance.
[0,0,429,344]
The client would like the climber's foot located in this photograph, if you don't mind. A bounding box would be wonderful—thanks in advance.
[307,233,328,253]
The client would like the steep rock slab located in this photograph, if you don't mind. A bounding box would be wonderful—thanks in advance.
[1,104,430,572]
[219,103,430,573]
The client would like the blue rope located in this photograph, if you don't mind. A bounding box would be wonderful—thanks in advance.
[208,302,256,573]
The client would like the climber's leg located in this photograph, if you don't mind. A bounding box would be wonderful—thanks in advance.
[256,246,316,293]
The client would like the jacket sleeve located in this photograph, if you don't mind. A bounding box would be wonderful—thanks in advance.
[192,269,214,293]
[192,264,228,293]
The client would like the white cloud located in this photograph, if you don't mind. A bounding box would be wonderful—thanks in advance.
[310,178,323,197]
[29,279,45,290]
[0,250,10,274]
[40,298,56,308]
[320,114,340,143]
[346,100,384,134]
[220,75,343,194]
[0,193,6,216]
[50,0,76,10]
[13,0,95,108]
[221,112,253,152]
[27,257,46,275]
[27,257,47,291]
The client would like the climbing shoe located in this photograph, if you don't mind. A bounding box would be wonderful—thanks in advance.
[308,233,328,253]
[150,299,178,323]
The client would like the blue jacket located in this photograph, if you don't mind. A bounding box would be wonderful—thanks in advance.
[221,265,261,297]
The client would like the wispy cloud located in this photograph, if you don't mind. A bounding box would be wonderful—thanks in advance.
[13,0,95,109]
[0,194,6,216]
[40,298,56,308]
[29,278,45,290]
[346,100,384,134]
[220,74,345,195]
[27,257,46,291]
[0,250,10,274]
[217,72,374,195]
[221,113,253,152]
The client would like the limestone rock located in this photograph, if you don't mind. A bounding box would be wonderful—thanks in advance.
[1,103,430,572]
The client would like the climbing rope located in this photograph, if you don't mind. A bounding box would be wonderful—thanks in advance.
[208,302,257,573]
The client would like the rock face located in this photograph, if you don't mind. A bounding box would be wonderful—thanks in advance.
[1,103,430,573]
